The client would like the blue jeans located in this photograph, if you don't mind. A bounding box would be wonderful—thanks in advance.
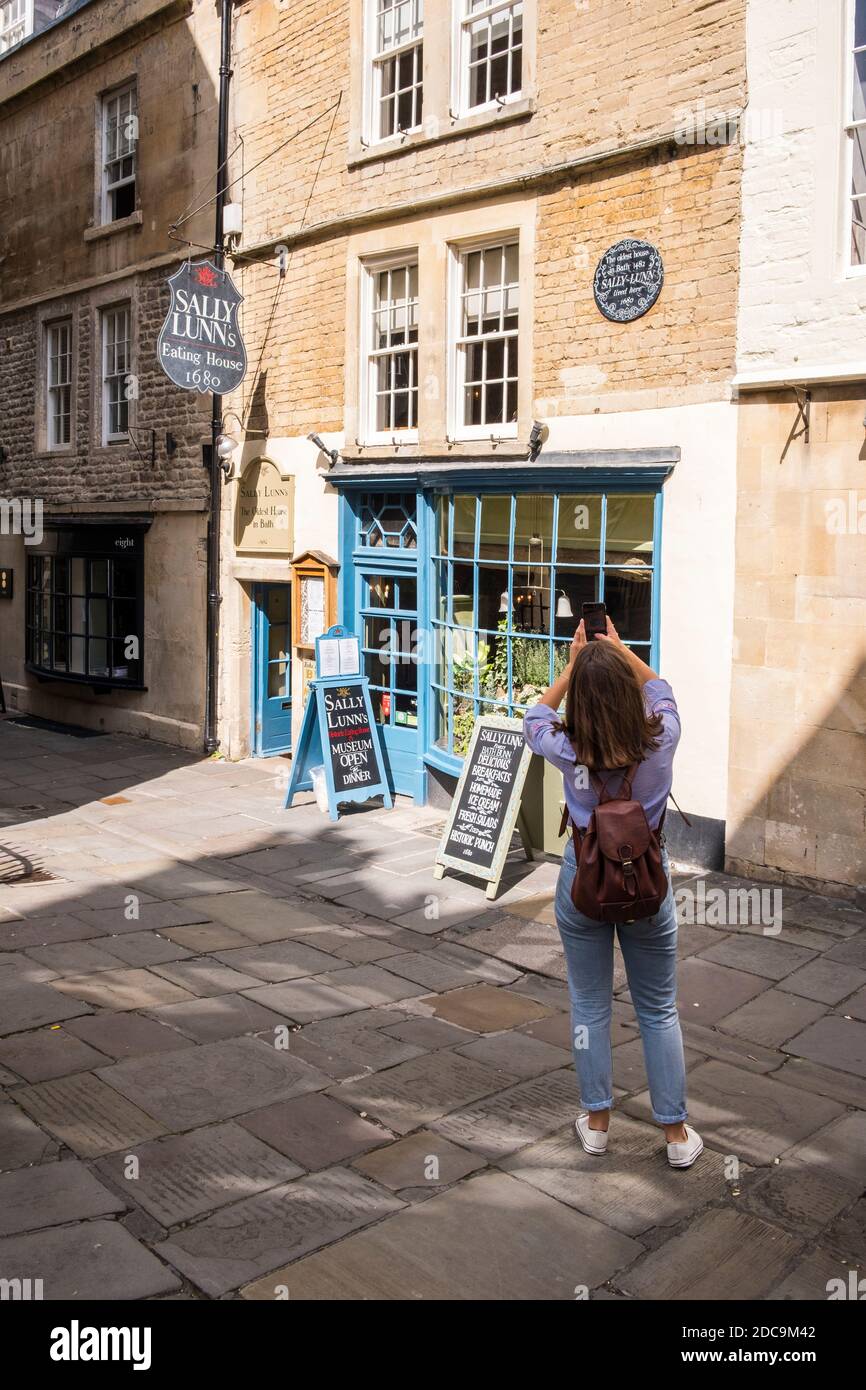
[554,838,687,1124]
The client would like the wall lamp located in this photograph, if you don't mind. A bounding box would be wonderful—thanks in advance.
[307,432,340,466]
[528,420,549,461]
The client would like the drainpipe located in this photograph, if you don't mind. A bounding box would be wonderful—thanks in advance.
[205,0,232,755]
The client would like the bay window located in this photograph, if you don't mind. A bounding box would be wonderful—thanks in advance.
[432,491,657,756]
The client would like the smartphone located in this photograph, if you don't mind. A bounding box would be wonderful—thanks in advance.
[582,601,607,642]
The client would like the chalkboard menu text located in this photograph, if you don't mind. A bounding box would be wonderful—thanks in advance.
[434,716,534,899]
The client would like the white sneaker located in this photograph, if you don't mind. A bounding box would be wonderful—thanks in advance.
[667,1124,703,1169]
[575,1112,609,1155]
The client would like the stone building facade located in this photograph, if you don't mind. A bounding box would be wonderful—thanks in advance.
[728,0,866,891]
[217,0,747,866]
[0,0,220,747]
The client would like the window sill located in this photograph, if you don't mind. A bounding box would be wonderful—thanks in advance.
[84,211,143,242]
[348,96,534,168]
[27,664,146,695]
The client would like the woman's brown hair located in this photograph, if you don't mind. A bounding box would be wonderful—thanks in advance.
[557,641,663,772]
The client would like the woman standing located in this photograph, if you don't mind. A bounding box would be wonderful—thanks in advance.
[523,617,702,1169]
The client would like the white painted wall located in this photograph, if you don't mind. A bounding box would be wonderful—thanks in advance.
[546,400,739,825]
[737,0,866,378]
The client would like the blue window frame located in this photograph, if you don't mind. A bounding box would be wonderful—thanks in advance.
[338,478,663,790]
[430,490,659,757]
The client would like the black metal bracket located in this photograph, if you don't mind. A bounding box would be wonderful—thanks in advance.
[792,387,811,444]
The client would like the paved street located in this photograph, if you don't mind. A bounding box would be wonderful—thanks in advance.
[0,714,863,1301]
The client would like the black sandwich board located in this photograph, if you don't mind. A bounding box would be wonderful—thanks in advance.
[283,675,392,821]
[433,715,534,899]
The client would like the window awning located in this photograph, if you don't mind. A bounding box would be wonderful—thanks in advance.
[326,447,679,489]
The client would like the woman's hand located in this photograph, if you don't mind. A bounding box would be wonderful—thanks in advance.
[569,620,587,666]
[596,616,625,648]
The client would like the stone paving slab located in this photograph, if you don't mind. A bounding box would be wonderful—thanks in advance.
[162,922,253,953]
[72,901,214,935]
[374,949,488,993]
[240,1171,641,1301]
[381,1016,477,1049]
[156,1166,405,1297]
[0,1219,180,1300]
[93,933,194,969]
[96,1121,304,1227]
[772,1056,866,1109]
[331,1052,507,1135]
[49,968,197,1013]
[177,891,344,945]
[0,916,106,951]
[500,1116,738,1236]
[150,958,263,996]
[145,993,288,1044]
[432,1069,580,1158]
[427,984,553,1033]
[779,958,866,1005]
[618,1208,802,1301]
[64,1013,195,1061]
[0,975,93,1035]
[212,938,350,982]
[768,1246,861,1301]
[98,1036,332,1129]
[0,1159,126,1235]
[782,1014,866,1078]
[716,988,828,1049]
[315,964,430,1008]
[239,1092,390,1170]
[739,1161,858,1240]
[675,958,768,1025]
[298,1021,424,1075]
[0,1098,59,1170]
[446,916,568,979]
[695,934,816,982]
[239,978,369,1024]
[351,1129,486,1191]
[678,1019,784,1075]
[622,1060,845,1165]
[0,1027,108,1083]
[455,1030,570,1080]
[823,933,866,969]
[23,940,131,975]
[15,1072,167,1157]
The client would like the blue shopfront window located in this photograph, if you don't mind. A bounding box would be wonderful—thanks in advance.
[431,490,658,757]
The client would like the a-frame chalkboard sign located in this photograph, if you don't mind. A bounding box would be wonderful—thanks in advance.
[283,671,393,822]
[433,714,534,900]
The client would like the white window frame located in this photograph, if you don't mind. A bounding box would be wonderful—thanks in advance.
[845,0,866,274]
[101,82,138,225]
[361,254,420,444]
[0,0,32,54]
[452,0,524,119]
[365,0,424,146]
[101,305,131,445]
[46,318,73,451]
[448,236,519,442]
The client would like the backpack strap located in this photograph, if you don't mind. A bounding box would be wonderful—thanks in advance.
[667,788,692,828]
[591,761,640,804]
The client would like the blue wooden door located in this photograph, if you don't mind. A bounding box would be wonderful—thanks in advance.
[252,583,292,756]
[358,567,420,796]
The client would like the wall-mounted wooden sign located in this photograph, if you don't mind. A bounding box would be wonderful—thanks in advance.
[157,259,247,393]
[433,715,534,900]
[593,238,664,323]
[234,459,294,555]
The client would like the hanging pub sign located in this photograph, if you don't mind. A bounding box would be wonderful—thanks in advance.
[593,238,664,323]
[433,715,534,900]
[157,259,247,393]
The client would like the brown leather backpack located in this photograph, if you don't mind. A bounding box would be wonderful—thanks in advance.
[559,762,669,925]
